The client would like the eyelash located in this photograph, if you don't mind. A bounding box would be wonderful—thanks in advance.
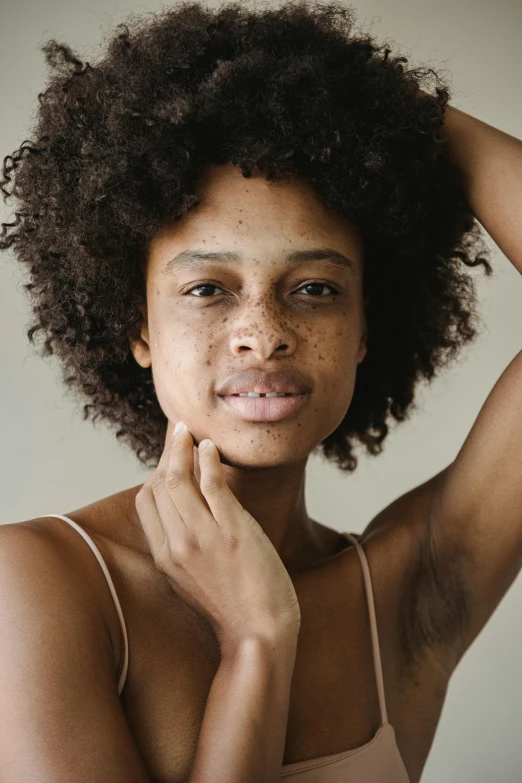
[185,281,341,298]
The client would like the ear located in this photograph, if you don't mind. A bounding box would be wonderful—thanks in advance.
[129,300,152,369]
[357,295,370,365]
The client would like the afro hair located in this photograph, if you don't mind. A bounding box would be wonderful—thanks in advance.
[1,0,492,471]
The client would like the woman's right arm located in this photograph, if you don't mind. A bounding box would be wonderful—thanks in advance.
[0,523,299,783]
[0,523,151,783]
[188,632,298,783]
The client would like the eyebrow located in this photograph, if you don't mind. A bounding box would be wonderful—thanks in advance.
[161,247,357,278]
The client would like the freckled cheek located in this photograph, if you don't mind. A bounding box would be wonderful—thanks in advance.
[311,324,359,399]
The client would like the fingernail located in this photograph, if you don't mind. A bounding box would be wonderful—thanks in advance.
[198,439,213,450]
[174,420,187,436]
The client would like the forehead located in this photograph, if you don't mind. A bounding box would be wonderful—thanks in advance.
[148,162,364,270]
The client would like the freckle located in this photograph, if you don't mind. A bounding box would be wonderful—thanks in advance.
[206,359,211,365]
[238,220,243,224]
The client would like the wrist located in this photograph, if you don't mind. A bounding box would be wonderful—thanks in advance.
[220,628,299,668]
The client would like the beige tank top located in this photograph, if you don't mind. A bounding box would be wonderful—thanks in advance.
[42,514,411,782]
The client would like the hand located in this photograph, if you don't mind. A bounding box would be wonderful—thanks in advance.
[134,422,302,657]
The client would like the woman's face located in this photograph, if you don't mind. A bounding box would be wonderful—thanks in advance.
[131,162,367,469]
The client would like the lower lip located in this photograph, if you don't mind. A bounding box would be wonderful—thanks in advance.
[218,394,309,421]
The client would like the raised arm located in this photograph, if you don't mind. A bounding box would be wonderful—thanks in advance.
[415,100,522,666]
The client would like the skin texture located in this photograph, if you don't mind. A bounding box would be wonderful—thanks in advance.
[130,161,368,567]
[2,108,520,782]
[1,2,522,777]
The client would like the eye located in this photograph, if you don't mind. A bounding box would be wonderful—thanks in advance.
[186,283,225,298]
[184,280,340,299]
[295,281,339,297]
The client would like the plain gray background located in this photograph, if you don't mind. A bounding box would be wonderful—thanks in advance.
[1,1,522,780]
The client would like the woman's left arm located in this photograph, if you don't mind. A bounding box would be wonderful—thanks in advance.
[442,103,522,273]
[417,100,522,668]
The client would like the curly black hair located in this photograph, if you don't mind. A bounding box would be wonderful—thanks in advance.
[1,0,492,472]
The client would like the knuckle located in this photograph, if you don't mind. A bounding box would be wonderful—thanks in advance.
[154,547,175,573]
[165,468,185,492]
[150,472,165,493]
[200,474,223,496]
[181,531,202,555]
[222,531,241,553]
[168,531,200,561]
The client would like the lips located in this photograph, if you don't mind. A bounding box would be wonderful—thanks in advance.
[216,368,312,397]
[230,391,293,398]
[218,391,308,421]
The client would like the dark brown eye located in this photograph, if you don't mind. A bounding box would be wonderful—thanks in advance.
[187,284,224,297]
[296,282,338,296]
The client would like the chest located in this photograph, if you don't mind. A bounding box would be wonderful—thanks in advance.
[114,547,449,783]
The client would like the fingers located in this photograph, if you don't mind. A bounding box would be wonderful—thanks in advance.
[197,439,224,499]
[151,427,188,542]
[165,423,215,534]
[135,430,176,560]
[197,438,245,528]
[136,419,243,568]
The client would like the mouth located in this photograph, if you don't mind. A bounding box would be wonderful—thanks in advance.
[218,392,309,421]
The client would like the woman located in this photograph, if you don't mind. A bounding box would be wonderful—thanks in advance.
[1,1,521,781]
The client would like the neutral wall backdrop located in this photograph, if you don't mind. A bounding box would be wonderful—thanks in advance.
[1,1,521,780]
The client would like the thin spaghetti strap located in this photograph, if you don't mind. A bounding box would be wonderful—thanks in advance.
[41,514,129,696]
[343,532,388,725]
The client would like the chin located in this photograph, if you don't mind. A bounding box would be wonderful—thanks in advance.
[217,442,307,471]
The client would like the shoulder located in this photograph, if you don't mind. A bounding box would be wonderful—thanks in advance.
[0,515,122,681]
[0,518,151,779]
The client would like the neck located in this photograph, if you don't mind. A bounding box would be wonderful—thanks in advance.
[220,457,318,568]
[127,450,339,571]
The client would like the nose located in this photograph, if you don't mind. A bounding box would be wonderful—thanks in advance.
[228,299,298,359]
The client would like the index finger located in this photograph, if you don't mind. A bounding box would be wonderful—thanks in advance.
[196,439,248,529]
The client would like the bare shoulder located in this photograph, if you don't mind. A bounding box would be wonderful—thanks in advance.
[0,512,123,678]
[0,516,91,583]
[0,516,120,701]
[0,516,151,780]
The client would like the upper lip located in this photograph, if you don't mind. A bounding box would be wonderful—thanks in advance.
[216,368,312,396]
